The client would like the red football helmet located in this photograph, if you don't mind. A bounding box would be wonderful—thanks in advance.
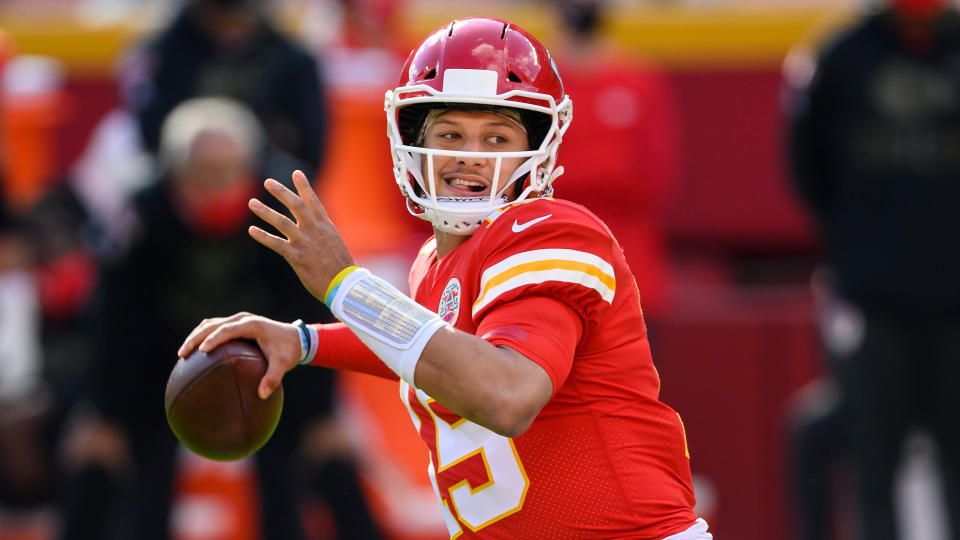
[385,17,573,234]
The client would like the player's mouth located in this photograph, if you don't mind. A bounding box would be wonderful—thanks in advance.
[442,172,490,195]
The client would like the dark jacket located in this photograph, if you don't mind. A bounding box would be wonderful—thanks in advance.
[93,179,334,430]
[127,7,328,178]
[788,8,960,313]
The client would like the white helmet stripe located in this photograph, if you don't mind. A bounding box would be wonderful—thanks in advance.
[442,69,500,96]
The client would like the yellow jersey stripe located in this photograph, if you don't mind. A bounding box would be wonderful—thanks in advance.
[477,259,616,304]
[472,268,616,316]
[472,249,616,315]
[479,249,614,288]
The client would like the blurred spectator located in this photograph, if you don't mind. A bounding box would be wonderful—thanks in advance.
[547,0,681,323]
[58,97,382,540]
[0,38,91,522]
[785,1,960,538]
[70,106,153,256]
[783,268,850,540]
[123,0,328,180]
[0,199,51,510]
[0,47,101,410]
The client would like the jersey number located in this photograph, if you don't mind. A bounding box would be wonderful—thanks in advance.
[401,382,529,537]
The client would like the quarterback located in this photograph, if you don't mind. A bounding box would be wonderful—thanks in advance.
[179,17,712,540]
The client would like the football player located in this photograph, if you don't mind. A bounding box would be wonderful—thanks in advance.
[179,17,712,539]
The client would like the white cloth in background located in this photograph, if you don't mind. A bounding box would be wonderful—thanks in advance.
[71,108,154,248]
[0,271,41,401]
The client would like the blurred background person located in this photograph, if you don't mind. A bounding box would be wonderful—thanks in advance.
[0,34,102,537]
[57,97,382,540]
[0,31,45,516]
[547,0,681,333]
[782,266,851,540]
[785,0,960,538]
[123,0,329,181]
[75,0,331,257]
[0,198,50,514]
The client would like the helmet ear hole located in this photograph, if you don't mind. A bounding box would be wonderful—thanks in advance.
[518,110,552,149]
[508,71,522,83]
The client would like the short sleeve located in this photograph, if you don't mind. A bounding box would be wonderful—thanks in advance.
[471,200,618,336]
[476,295,582,395]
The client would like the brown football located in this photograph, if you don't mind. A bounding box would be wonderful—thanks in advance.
[165,339,283,461]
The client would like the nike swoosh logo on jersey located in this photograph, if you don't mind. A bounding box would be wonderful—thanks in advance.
[511,214,553,233]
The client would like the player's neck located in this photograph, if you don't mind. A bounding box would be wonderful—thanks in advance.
[434,231,470,258]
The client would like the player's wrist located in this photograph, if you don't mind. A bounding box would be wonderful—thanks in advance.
[292,319,319,365]
[324,265,361,305]
[326,267,447,386]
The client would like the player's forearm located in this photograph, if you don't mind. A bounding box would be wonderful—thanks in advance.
[413,326,552,438]
[323,267,551,436]
[309,323,399,381]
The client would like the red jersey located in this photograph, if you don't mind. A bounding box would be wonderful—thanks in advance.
[401,197,697,539]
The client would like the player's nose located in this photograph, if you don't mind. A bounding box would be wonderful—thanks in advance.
[457,138,487,167]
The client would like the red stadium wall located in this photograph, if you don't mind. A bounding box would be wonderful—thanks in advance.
[668,69,814,250]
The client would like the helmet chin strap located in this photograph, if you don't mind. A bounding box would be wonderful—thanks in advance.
[541,165,565,196]
[424,197,510,235]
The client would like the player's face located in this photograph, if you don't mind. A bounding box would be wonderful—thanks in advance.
[421,110,529,199]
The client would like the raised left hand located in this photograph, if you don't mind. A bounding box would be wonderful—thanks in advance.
[248,170,355,301]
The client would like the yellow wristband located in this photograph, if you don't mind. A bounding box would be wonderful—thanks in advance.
[324,265,360,305]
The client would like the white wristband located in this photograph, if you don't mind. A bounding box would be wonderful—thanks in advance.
[326,267,447,386]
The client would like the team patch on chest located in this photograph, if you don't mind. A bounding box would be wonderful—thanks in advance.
[438,277,462,324]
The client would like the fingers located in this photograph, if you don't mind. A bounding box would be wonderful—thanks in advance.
[248,225,288,256]
[249,198,298,239]
[258,362,286,400]
[178,314,239,357]
[177,319,222,358]
[180,314,299,401]
[264,178,307,223]
[198,318,260,354]
[291,170,327,218]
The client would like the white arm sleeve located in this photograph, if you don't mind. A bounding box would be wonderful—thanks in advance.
[327,267,448,386]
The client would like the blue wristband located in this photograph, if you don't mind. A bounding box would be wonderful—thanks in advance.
[293,319,311,365]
